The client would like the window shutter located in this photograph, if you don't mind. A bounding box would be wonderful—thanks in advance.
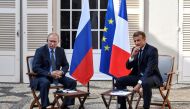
[114,0,144,48]
[0,0,16,51]
[23,0,52,83]
[178,0,190,83]
[0,0,15,8]
[180,0,190,54]
[23,0,52,52]
[0,0,20,82]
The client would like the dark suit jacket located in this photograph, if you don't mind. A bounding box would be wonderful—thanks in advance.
[126,44,163,86]
[31,44,69,89]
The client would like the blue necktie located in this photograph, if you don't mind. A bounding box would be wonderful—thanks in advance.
[51,49,58,85]
[51,49,56,71]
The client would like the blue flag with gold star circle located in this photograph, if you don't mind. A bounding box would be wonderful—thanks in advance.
[99,0,116,76]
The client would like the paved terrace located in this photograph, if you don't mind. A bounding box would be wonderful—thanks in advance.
[0,81,190,109]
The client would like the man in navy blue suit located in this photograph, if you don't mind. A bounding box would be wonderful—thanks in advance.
[32,33,76,109]
[115,31,163,109]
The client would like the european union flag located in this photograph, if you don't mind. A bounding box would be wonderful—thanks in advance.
[99,0,116,76]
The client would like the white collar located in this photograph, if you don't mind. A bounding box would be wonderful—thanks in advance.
[48,48,56,53]
[141,43,146,51]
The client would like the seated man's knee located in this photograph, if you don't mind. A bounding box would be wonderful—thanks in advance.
[142,81,151,89]
[66,79,77,89]
[115,79,126,89]
[40,79,50,88]
[72,80,77,88]
[115,79,122,87]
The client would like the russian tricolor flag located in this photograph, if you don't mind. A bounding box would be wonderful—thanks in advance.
[109,0,131,78]
[70,0,94,85]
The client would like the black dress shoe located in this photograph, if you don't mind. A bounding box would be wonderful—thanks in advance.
[42,107,46,109]
[62,105,70,109]
[119,107,127,109]
[118,105,127,109]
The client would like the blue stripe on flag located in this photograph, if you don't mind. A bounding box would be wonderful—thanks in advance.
[119,0,128,21]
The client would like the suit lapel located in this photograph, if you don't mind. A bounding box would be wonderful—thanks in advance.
[45,45,51,65]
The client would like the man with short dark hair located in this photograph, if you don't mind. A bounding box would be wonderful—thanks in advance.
[115,31,163,109]
[32,33,76,109]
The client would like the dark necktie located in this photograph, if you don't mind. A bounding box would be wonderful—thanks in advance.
[138,49,142,63]
[51,49,58,85]
[138,49,142,72]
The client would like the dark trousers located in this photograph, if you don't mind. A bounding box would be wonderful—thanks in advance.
[115,75,157,109]
[37,76,77,107]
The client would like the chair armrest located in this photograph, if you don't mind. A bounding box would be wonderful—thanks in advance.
[167,72,175,75]
[26,72,52,77]
[164,72,175,76]
[26,72,37,76]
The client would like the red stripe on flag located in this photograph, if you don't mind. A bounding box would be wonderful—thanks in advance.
[71,48,94,85]
[109,45,131,78]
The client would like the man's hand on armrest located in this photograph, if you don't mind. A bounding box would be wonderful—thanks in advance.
[133,80,142,92]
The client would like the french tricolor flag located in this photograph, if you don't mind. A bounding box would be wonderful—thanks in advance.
[70,0,94,85]
[109,0,131,78]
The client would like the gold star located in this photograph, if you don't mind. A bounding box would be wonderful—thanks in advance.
[104,45,110,51]
[108,18,114,24]
[104,27,108,32]
[102,36,107,42]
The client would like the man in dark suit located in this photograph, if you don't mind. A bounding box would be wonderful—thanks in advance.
[32,33,77,109]
[115,31,163,109]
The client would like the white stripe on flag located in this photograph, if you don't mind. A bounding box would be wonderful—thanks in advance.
[113,16,130,52]
[76,0,90,37]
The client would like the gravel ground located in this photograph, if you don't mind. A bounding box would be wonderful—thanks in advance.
[0,81,190,109]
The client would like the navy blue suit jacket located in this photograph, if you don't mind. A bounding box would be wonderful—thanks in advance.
[126,44,163,86]
[31,44,69,89]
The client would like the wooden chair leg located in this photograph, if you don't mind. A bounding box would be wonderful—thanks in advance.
[160,89,171,109]
[30,98,41,109]
[130,93,134,105]
[52,94,61,109]
[135,92,142,109]
[31,91,41,109]
[30,99,36,109]
[127,92,135,109]
[126,96,132,109]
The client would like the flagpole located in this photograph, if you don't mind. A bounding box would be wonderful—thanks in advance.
[112,78,115,90]
[87,81,90,93]
[86,81,99,99]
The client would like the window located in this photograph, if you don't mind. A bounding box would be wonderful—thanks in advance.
[59,0,144,50]
[60,0,107,49]
[58,0,144,80]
